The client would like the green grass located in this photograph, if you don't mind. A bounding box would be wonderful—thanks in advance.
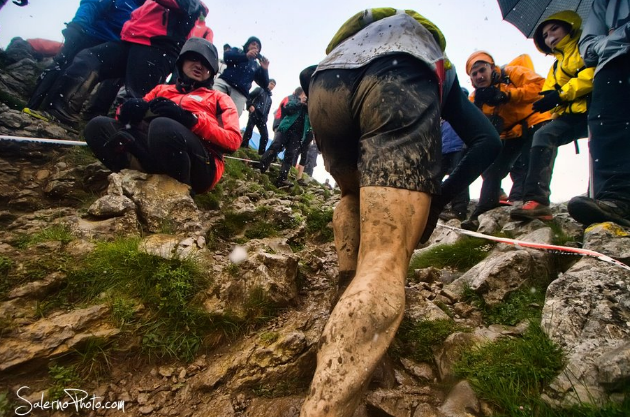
[74,337,114,380]
[50,237,211,361]
[47,364,81,400]
[1,253,71,301]
[408,237,494,274]
[30,236,286,362]
[462,284,546,326]
[213,211,254,240]
[0,89,27,110]
[13,224,74,249]
[454,321,630,416]
[61,146,97,166]
[194,191,222,211]
[304,207,334,243]
[390,318,465,363]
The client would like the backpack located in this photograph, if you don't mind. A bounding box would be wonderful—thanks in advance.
[325,8,446,55]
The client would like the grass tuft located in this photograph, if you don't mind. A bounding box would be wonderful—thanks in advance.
[462,284,545,326]
[391,318,465,363]
[13,224,74,249]
[408,237,493,274]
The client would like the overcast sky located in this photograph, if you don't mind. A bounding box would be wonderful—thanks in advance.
[0,0,591,201]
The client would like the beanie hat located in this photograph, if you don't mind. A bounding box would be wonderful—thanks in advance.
[465,51,495,75]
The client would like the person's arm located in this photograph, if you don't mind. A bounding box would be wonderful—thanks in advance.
[283,95,304,115]
[193,92,242,152]
[559,66,594,102]
[579,0,613,67]
[246,87,262,109]
[254,64,270,89]
[504,65,546,103]
[71,0,113,29]
[223,48,249,64]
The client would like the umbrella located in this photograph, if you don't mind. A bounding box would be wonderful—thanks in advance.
[497,0,595,38]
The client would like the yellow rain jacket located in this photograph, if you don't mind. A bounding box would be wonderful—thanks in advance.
[533,10,594,116]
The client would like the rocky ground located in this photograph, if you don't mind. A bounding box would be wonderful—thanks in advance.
[0,54,629,417]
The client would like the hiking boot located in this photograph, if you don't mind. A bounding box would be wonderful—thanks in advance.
[47,106,81,128]
[510,201,553,221]
[499,199,513,206]
[460,217,479,231]
[567,196,630,227]
[439,209,458,221]
[439,209,467,221]
[297,178,308,187]
[252,160,268,174]
[275,179,293,189]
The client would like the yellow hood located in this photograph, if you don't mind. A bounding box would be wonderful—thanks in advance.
[533,10,582,55]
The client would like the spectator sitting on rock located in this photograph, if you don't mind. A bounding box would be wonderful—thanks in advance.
[84,37,241,194]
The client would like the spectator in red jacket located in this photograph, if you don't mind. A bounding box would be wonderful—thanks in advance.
[84,37,241,193]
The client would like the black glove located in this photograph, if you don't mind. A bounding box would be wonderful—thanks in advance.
[532,90,561,113]
[117,98,149,125]
[61,22,84,43]
[148,97,197,128]
[474,86,509,106]
[12,0,28,6]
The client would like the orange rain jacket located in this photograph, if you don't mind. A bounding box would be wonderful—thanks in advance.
[468,54,551,139]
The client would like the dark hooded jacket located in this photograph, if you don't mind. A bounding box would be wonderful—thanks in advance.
[219,36,269,96]
[246,86,273,119]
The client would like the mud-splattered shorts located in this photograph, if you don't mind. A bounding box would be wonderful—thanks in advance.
[308,54,441,193]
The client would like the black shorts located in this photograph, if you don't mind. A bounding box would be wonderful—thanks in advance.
[308,54,441,193]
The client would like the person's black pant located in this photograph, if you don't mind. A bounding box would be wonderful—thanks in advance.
[83,78,125,120]
[298,132,314,167]
[439,149,470,214]
[84,116,216,193]
[259,128,301,182]
[242,114,269,154]
[472,122,547,218]
[508,152,528,201]
[588,54,630,205]
[26,31,102,110]
[65,41,177,100]
[522,113,588,205]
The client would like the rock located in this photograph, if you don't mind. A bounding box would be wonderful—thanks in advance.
[439,380,480,417]
[88,194,136,218]
[0,304,120,372]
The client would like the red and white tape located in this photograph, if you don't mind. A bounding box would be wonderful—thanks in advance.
[437,223,630,272]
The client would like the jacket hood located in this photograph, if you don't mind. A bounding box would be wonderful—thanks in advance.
[533,10,582,55]
[175,37,219,92]
[243,36,262,53]
[176,36,219,75]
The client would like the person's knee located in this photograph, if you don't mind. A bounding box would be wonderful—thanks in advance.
[148,118,182,144]
[84,116,114,147]
[64,49,100,79]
